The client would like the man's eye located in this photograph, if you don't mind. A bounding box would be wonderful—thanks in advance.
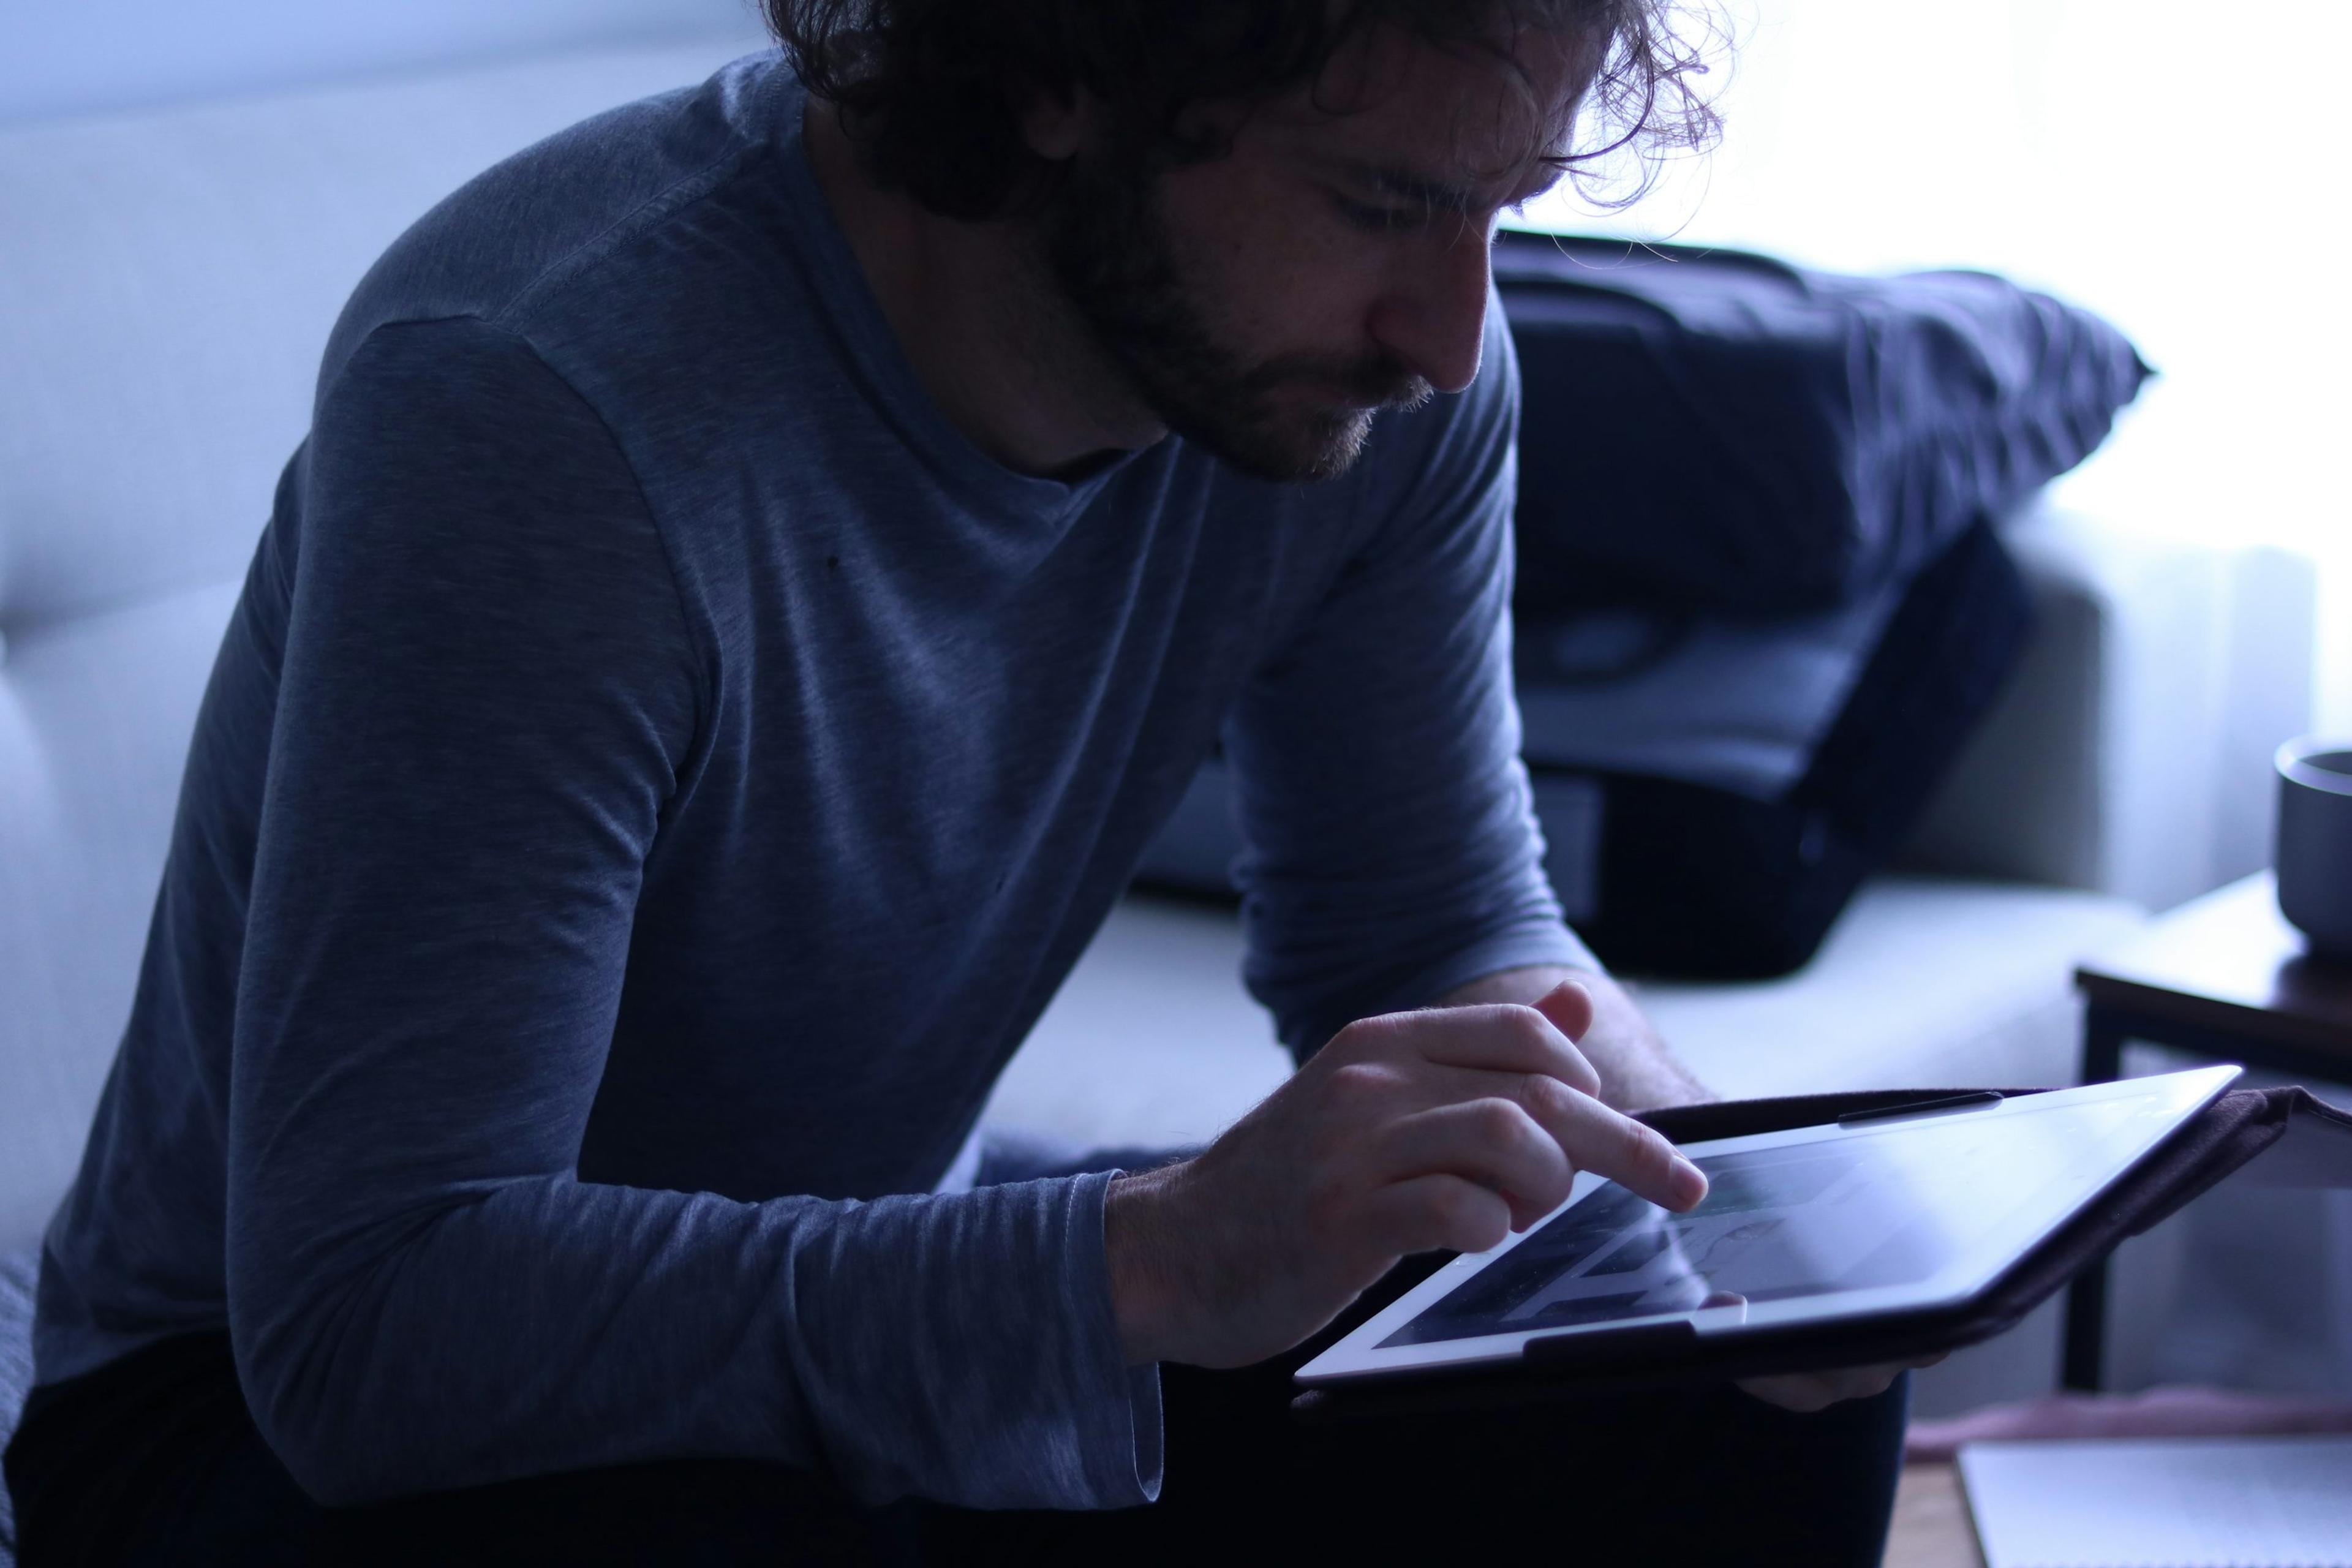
[1335,195,1423,233]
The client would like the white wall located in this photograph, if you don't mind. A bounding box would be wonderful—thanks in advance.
[0,0,766,127]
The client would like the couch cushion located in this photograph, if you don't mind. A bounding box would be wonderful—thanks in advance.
[0,584,238,1253]
[0,34,764,1254]
[0,34,769,630]
[1902,508,2317,913]
[1642,878,2142,1097]
[983,880,2146,1153]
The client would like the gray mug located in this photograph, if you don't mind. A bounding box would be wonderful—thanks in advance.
[2276,736,2352,958]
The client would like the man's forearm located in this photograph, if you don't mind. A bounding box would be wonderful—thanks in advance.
[1436,964,1712,1113]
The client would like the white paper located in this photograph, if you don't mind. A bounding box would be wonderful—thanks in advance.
[1959,1436,2352,1568]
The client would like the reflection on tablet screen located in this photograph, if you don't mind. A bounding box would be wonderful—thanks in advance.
[1380,1096,2138,1349]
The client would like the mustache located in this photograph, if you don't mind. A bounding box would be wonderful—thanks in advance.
[1243,353,1434,412]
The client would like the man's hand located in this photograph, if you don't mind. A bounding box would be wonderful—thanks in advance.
[1438,970,1938,1412]
[1439,965,1708,1114]
[1104,981,1708,1368]
[1738,1359,1945,1413]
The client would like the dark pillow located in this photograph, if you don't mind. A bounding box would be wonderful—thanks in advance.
[1497,231,2149,615]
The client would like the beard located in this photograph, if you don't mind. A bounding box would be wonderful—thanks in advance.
[1039,146,1433,483]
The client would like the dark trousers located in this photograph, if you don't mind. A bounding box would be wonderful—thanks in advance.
[7,1303,1906,1567]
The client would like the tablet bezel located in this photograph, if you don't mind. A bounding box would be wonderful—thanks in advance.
[1295,1065,2241,1386]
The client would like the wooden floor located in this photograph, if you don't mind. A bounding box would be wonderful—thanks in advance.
[1884,1465,1984,1568]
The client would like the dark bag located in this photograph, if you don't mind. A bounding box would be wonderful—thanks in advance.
[1136,516,2033,980]
[1534,514,2034,979]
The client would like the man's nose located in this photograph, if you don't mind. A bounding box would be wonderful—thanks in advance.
[1365,226,1494,395]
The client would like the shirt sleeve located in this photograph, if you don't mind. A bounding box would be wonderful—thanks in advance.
[1225,303,1600,1059]
[227,316,1158,1511]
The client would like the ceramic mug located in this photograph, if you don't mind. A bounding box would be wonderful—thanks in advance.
[2276,736,2352,958]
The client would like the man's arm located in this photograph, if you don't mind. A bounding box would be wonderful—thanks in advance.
[1436,965,1711,1113]
[1224,305,1595,1057]
[226,317,1153,1512]
[1120,311,1909,1403]
[1102,311,1719,1367]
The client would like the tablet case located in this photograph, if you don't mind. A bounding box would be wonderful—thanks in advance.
[1291,1085,2352,1421]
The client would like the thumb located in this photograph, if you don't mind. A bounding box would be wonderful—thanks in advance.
[1531,978,1595,1044]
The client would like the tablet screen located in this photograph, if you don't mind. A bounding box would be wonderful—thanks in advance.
[1380,1091,2145,1349]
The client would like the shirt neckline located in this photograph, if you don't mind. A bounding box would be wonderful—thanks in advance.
[763,69,1144,531]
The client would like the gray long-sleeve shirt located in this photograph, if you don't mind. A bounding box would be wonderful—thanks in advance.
[32,52,1589,1510]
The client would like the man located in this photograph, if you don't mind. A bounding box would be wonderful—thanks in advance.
[6,1,1910,1561]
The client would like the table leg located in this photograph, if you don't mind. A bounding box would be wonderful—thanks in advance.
[2080,1007,2126,1085]
[2060,1006,2132,1390]
[2060,1255,2108,1391]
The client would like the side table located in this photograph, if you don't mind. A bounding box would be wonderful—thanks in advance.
[2064,871,2352,1388]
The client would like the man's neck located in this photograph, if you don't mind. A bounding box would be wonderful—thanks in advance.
[801,99,1165,481]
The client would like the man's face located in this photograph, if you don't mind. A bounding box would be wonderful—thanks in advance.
[1040,25,1585,482]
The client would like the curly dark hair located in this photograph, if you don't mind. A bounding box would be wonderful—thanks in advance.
[765,0,1722,220]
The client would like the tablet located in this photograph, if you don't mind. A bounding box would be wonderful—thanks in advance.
[1297,1065,2241,1386]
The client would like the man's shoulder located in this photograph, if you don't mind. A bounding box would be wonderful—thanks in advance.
[312,51,807,409]
[1398,293,1521,470]
[1334,297,1521,537]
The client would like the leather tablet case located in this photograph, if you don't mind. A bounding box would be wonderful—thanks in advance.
[1292,1085,2352,1421]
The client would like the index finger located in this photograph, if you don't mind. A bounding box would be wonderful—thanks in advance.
[1543,1085,1708,1213]
[1406,1004,1603,1101]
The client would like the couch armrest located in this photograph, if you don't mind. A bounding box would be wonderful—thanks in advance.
[1899,500,2315,911]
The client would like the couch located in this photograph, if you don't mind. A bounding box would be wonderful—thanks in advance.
[0,31,2317,1548]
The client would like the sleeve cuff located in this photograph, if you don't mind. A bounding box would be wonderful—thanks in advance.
[1065,1169,1164,1507]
